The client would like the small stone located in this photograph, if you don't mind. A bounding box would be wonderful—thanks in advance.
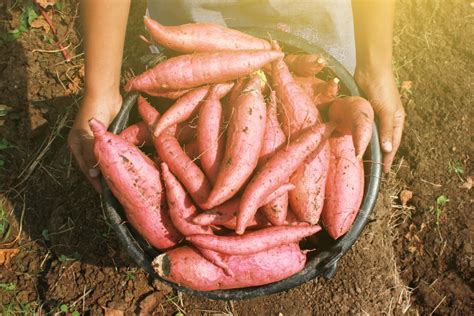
[355,286,362,294]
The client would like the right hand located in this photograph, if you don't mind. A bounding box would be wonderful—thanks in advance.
[68,92,122,192]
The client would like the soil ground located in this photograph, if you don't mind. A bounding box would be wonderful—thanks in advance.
[0,0,472,314]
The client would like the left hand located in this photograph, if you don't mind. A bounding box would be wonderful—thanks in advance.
[354,66,405,173]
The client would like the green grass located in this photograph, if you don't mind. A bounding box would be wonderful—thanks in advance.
[0,282,40,315]
[0,283,16,293]
[58,251,80,263]
[434,195,449,225]
[448,161,464,178]
[59,304,80,316]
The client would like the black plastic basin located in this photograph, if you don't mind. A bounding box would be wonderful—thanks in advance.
[101,28,382,300]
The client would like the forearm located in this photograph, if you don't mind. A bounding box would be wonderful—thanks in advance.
[352,0,395,71]
[81,0,131,99]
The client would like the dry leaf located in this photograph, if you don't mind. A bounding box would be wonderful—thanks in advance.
[460,176,473,190]
[36,0,56,9]
[30,16,50,33]
[0,248,20,266]
[400,189,413,208]
[65,76,82,95]
[404,224,424,256]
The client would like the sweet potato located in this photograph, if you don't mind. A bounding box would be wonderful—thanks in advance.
[321,135,365,239]
[144,16,271,53]
[271,43,334,226]
[152,244,306,291]
[258,91,289,225]
[176,121,197,144]
[187,225,320,255]
[293,76,339,107]
[284,54,326,77]
[258,91,286,163]
[197,82,234,183]
[160,163,211,236]
[315,78,339,107]
[160,163,230,274]
[193,196,272,231]
[124,50,283,93]
[118,121,151,146]
[153,86,210,138]
[237,123,334,234]
[219,212,270,230]
[183,139,200,162]
[136,96,167,132]
[137,96,211,208]
[223,77,246,123]
[146,88,192,99]
[203,76,267,209]
[221,203,308,231]
[288,140,330,224]
[156,136,211,208]
[262,194,289,226]
[328,96,374,158]
[89,118,181,250]
[193,198,240,226]
[193,183,295,226]
[270,41,319,137]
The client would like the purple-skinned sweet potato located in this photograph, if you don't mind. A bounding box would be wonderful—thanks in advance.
[137,96,211,208]
[293,76,339,108]
[258,91,289,225]
[144,16,271,53]
[118,121,151,146]
[288,140,330,224]
[187,225,321,255]
[192,183,295,226]
[153,86,210,138]
[237,123,334,234]
[125,50,283,93]
[270,41,319,138]
[152,244,306,291]
[284,54,326,76]
[203,75,267,209]
[197,82,234,183]
[328,96,374,158]
[89,118,181,250]
[321,135,365,239]
[160,162,230,274]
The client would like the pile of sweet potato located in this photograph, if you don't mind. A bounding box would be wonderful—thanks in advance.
[90,17,374,291]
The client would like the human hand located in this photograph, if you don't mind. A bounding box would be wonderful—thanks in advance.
[354,67,405,173]
[67,92,122,191]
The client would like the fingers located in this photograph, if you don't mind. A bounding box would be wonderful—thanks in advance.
[374,99,395,154]
[68,129,103,193]
[382,107,405,173]
[82,136,103,192]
